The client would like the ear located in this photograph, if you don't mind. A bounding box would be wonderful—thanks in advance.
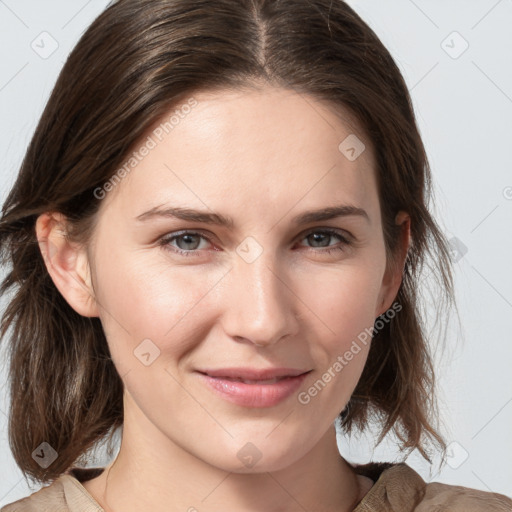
[375,210,411,317]
[36,212,99,317]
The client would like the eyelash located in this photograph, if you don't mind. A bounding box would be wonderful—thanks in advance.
[158,228,352,258]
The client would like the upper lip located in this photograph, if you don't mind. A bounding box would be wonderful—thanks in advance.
[197,367,310,380]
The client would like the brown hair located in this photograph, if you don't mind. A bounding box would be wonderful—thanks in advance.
[0,0,455,484]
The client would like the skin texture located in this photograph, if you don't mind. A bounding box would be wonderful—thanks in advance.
[36,86,410,512]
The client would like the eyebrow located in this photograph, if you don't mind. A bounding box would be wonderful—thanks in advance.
[135,204,370,227]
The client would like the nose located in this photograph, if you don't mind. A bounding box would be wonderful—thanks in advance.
[220,250,300,347]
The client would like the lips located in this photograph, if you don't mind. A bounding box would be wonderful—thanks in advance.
[196,367,311,408]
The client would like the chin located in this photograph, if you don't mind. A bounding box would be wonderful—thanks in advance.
[202,437,309,474]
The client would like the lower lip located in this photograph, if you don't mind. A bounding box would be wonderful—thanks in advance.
[197,372,309,408]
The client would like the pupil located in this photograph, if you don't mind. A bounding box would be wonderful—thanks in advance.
[179,234,199,250]
[310,233,329,247]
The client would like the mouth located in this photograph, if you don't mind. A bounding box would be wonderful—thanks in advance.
[195,368,312,408]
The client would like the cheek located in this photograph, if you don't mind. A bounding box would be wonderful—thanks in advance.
[295,270,378,413]
[294,259,384,346]
[291,261,382,407]
[91,245,226,364]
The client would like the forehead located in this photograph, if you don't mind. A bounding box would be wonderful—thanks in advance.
[98,86,379,227]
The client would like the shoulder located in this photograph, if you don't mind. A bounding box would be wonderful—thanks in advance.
[1,468,104,512]
[1,476,68,512]
[353,462,512,512]
[417,480,512,512]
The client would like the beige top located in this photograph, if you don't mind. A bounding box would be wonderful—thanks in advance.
[2,462,511,511]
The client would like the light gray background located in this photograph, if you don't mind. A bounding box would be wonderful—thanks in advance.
[0,0,511,505]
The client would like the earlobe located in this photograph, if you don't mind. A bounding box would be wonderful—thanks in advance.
[36,212,99,318]
[375,211,411,317]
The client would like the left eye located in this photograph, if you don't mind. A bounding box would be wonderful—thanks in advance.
[301,230,348,248]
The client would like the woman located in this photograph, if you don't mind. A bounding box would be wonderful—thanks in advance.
[0,0,511,511]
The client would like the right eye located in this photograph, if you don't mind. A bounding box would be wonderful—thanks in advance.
[158,231,215,257]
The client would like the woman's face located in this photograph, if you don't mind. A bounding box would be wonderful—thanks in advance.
[78,86,404,472]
